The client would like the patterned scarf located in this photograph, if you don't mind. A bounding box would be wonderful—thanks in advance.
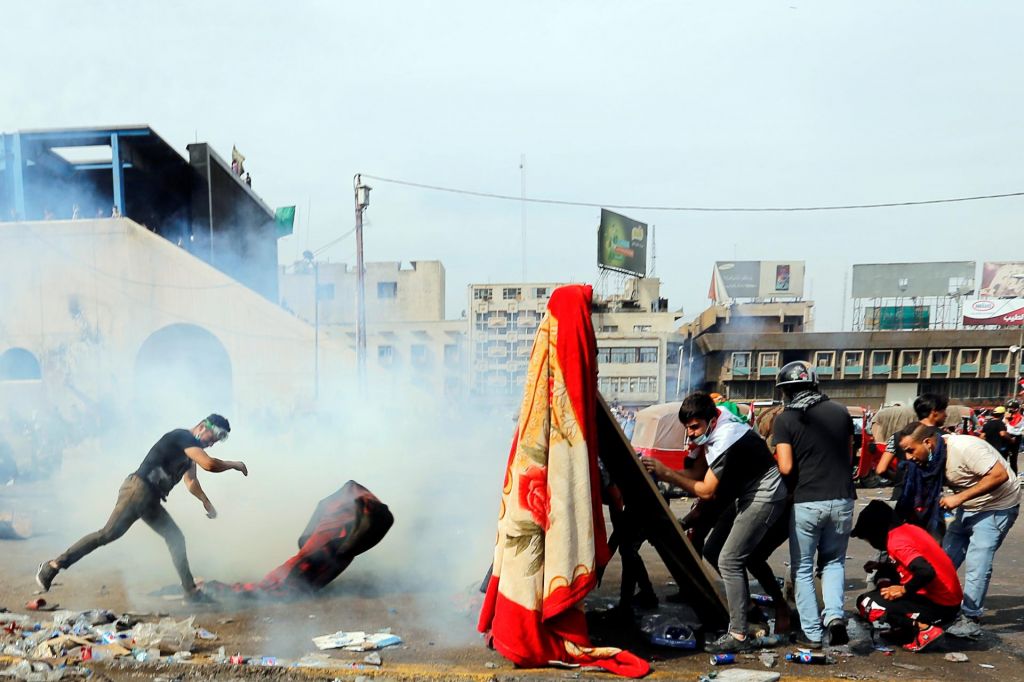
[896,434,946,534]
[785,389,829,413]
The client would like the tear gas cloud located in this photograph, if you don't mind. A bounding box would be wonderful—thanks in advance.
[0,199,516,647]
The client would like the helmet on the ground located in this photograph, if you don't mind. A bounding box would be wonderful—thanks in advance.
[776,361,818,390]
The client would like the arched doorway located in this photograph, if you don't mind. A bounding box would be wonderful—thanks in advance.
[134,324,233,425]
[0,348,42,381]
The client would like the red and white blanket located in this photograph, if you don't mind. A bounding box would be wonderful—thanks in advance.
[478,285,649,677]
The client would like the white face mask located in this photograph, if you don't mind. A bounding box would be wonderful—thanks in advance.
[691,418,717,446]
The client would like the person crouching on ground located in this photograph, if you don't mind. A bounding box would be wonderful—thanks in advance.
[643,391,787,653]
[851,500,963,652]
[36,415,247,602]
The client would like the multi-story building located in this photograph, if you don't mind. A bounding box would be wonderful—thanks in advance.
[593,278,684,407]
[281,259,466,398]
[692,302,1022,407]
[467,282,562,401]
[467,278,685,408]
[280,260,446,325]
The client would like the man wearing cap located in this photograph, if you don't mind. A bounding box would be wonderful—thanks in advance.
[772,361,856,648]
[981,406,1012,461]
[35,415,247,601]
[899,423,1020,638]
[1003,400,1023,474]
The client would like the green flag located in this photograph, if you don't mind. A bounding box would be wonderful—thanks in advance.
[274,206,296,238]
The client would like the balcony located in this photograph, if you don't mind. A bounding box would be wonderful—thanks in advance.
[960,363,979,374]
[758,367,779,378]
[991,362,1011,374]
[931,364,950,375]
[871,364,892,376]
[732,367,750,377]
[843,365,863,377]
[487,317,509,328]
[900,364,921,374]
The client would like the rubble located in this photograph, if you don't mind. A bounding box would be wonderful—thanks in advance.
[312,629,403,651]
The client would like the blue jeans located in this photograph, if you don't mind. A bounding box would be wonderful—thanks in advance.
[942,504,1019,618]
[790,498,854,641]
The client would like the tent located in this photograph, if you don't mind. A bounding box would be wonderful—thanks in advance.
[630,402,687,469]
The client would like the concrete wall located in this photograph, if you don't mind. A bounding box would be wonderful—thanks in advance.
[0,219,353,428]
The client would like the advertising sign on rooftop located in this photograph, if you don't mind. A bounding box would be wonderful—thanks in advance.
[980,262,1024,298]
[851,262,976,299]
[963,298,1024,326]
[597,209,647,277]
[711,261,805,301]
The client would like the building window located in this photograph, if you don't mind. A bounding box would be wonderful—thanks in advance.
[597,348,611,363]
[534,287,549,298]
[813,351,835,368]
[411,344,429,366]
[502,287,522,300]
[378,345,395,366]
[870,350,893,375]
[639,347,658,363]
[474,287,493,301]
[842,350,864,377]
[600,325,619,333]
[0,348,41,381]
[633,325,652,333]
[782,322,796,333]
[444,344,460,367]
[610,348,635,364]
[731,352,751,376]
[377,281,398,299]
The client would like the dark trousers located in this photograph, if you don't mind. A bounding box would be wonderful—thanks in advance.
[700,498,792,604]
[607,504,654,607]
[55,474,196,591]
[857,588,959,639]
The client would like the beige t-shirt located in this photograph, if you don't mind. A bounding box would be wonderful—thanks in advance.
[943,434,1021,513]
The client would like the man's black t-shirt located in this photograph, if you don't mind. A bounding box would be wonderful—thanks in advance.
[135,429,201,500]
[982,418,1008,453]
[772,400,856,504]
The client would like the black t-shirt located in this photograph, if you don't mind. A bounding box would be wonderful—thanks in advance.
[135,429,201,500]
[982,418,1007,452]
[705,425,785,504]
[772,400,856,503]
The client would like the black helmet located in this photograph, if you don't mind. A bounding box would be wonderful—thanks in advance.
[776,361,818,390]
[1008,399,1021,410]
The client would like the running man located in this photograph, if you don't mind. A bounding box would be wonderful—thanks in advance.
[35,415,247,601]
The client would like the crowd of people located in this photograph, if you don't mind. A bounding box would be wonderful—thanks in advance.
[639,361,1021,654]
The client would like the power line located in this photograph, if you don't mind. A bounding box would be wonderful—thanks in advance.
[361,174,1024,213]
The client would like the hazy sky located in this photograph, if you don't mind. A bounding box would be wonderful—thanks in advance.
[4,1,1024,330]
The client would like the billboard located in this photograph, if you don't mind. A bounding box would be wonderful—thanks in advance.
[980,262,1024,298]
[712,261,805,300]
[598,209,647,276]
[963,299,1024,326]
[851,262,976,299]
[863,305,931,331]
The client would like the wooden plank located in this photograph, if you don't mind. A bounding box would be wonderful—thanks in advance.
[596,395,729,630]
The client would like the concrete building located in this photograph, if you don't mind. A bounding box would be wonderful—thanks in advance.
[282,260,465,399]
[467,282,560,400]
[467,279,685,408]
[0,126,282,300]
[0,219,352,435]
[279,260,447,325]
[593,278,685,407]
[696,321,1023,408]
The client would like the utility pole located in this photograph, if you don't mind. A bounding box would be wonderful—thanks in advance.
[354,174,372,391]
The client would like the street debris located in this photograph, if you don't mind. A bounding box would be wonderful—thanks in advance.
[312,629,403,651]
[944,652,969,662]
[759,651,778,668]
[892,662,925,671]
[712,669,782,682]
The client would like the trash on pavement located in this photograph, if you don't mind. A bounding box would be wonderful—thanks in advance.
[131,616,195,654]
[713,668,782,682]
[312,629,402,651]
[944,652,969,662]
[363,652,382,666]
